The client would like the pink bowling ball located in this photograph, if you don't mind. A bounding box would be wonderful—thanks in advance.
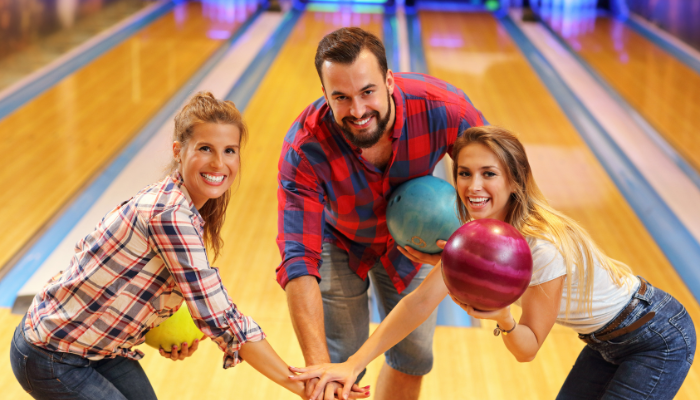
[442,219,533,311]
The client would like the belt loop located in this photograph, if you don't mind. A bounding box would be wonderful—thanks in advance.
[635,276,652,302]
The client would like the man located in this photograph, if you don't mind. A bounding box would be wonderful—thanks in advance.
[277,27,486,400]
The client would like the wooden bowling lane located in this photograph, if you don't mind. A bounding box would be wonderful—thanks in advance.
[0,1,254,275]
[551,16,700,173]
[419,11,699,399]
[136,9,387,399]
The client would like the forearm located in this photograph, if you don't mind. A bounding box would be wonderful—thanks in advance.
[495,316,541,362]
[238,339,305,396]
[285,276,331,365]
[350,266,447,369]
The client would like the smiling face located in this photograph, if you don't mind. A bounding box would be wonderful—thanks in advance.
[455,143,514,222]
[321,49,395,149]
[173,122,241,209]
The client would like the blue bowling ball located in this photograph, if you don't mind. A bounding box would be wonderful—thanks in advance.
[386,175,461,254]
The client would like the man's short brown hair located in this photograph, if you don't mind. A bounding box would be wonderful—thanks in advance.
[315,27,388,85]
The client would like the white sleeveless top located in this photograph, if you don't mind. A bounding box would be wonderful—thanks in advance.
[521,237,639,334]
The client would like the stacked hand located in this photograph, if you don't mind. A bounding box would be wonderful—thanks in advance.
[289,363,368,400]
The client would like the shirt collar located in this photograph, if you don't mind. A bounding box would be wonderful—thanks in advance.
[170,171,205,229]
[390,84,406,140]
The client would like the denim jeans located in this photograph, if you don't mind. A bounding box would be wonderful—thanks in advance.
[10,318,158,400]
[319,242,438,379]
[557,280,696,399]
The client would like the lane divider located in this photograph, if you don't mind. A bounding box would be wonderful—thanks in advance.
[0,0,174,121]
[225,7,304,109]
[626,15,700,78]
[536,16,700,194]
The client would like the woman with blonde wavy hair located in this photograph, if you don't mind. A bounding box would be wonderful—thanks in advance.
[290,125,696,400]
[10,92,370,400]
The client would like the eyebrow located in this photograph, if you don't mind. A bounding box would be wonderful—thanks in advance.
[457,165,499,170]
[331,83,377,97]
[196,142,240,148]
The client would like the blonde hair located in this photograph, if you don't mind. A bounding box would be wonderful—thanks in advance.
[169,91,248,261]
[451,126,634,317]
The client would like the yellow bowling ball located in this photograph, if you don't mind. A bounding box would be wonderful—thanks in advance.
[145,304,205,350]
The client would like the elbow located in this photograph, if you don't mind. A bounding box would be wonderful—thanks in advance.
[514,352,537,363]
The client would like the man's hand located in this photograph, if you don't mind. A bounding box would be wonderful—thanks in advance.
[300,379,369,400]
[158,337,204,361]
[305,377,320,399]
[397,239,446,266]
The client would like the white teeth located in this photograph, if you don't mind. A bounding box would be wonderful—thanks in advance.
[469,197,489,204]
[353,117,370,125]
[202,174,224,183]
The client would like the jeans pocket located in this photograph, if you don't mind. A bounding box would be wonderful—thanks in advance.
[669,306,696,365]
[10,336,33,394]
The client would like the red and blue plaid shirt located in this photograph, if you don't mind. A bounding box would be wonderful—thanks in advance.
[23,173,264,368]
[276,73,486,293]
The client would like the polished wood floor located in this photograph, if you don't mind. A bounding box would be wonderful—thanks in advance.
[1,7,698,400]
[0,1,252,274]
[553,16,700,173]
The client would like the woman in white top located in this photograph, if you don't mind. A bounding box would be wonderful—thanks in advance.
[289,126,696,400]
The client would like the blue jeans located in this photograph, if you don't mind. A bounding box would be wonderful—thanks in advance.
[10,318,158,400]
[319,243,438,379]
[557,280,695,399]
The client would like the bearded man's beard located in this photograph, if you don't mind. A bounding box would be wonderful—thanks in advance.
[340,90,392,149]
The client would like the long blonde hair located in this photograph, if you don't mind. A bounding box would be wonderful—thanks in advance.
[451,126,634,317]
[169,92,248,261]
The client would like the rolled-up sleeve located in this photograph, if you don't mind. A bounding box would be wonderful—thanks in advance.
[148,206,265,368]
[276,142,326,289]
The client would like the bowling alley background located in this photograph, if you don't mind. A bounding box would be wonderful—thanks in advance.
[1,0,699,398]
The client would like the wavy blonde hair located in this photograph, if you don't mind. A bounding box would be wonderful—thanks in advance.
[169,91,248,261]
[451,126,634,317]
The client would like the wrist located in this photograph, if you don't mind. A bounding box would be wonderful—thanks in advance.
[494,316,517,337]
[290,380,305,396]
[305,354,331,366]
[346,354,366,373]
[499,315,516,330]
[497,315,516,331]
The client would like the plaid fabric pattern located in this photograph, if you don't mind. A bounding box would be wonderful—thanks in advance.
[277,73,486,293]
[23,173,264,369]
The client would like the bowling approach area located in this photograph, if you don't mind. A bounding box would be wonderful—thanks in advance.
[1,0,700,398]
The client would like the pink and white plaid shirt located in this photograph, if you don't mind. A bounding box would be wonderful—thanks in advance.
[23,172,264,368]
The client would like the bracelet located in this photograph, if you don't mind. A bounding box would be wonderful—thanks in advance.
[493,320,517,337]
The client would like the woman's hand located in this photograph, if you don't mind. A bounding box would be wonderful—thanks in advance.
[288,362,370,400]
[158,337,205,361]
[449,294,514,328]
[397,240,446,266]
